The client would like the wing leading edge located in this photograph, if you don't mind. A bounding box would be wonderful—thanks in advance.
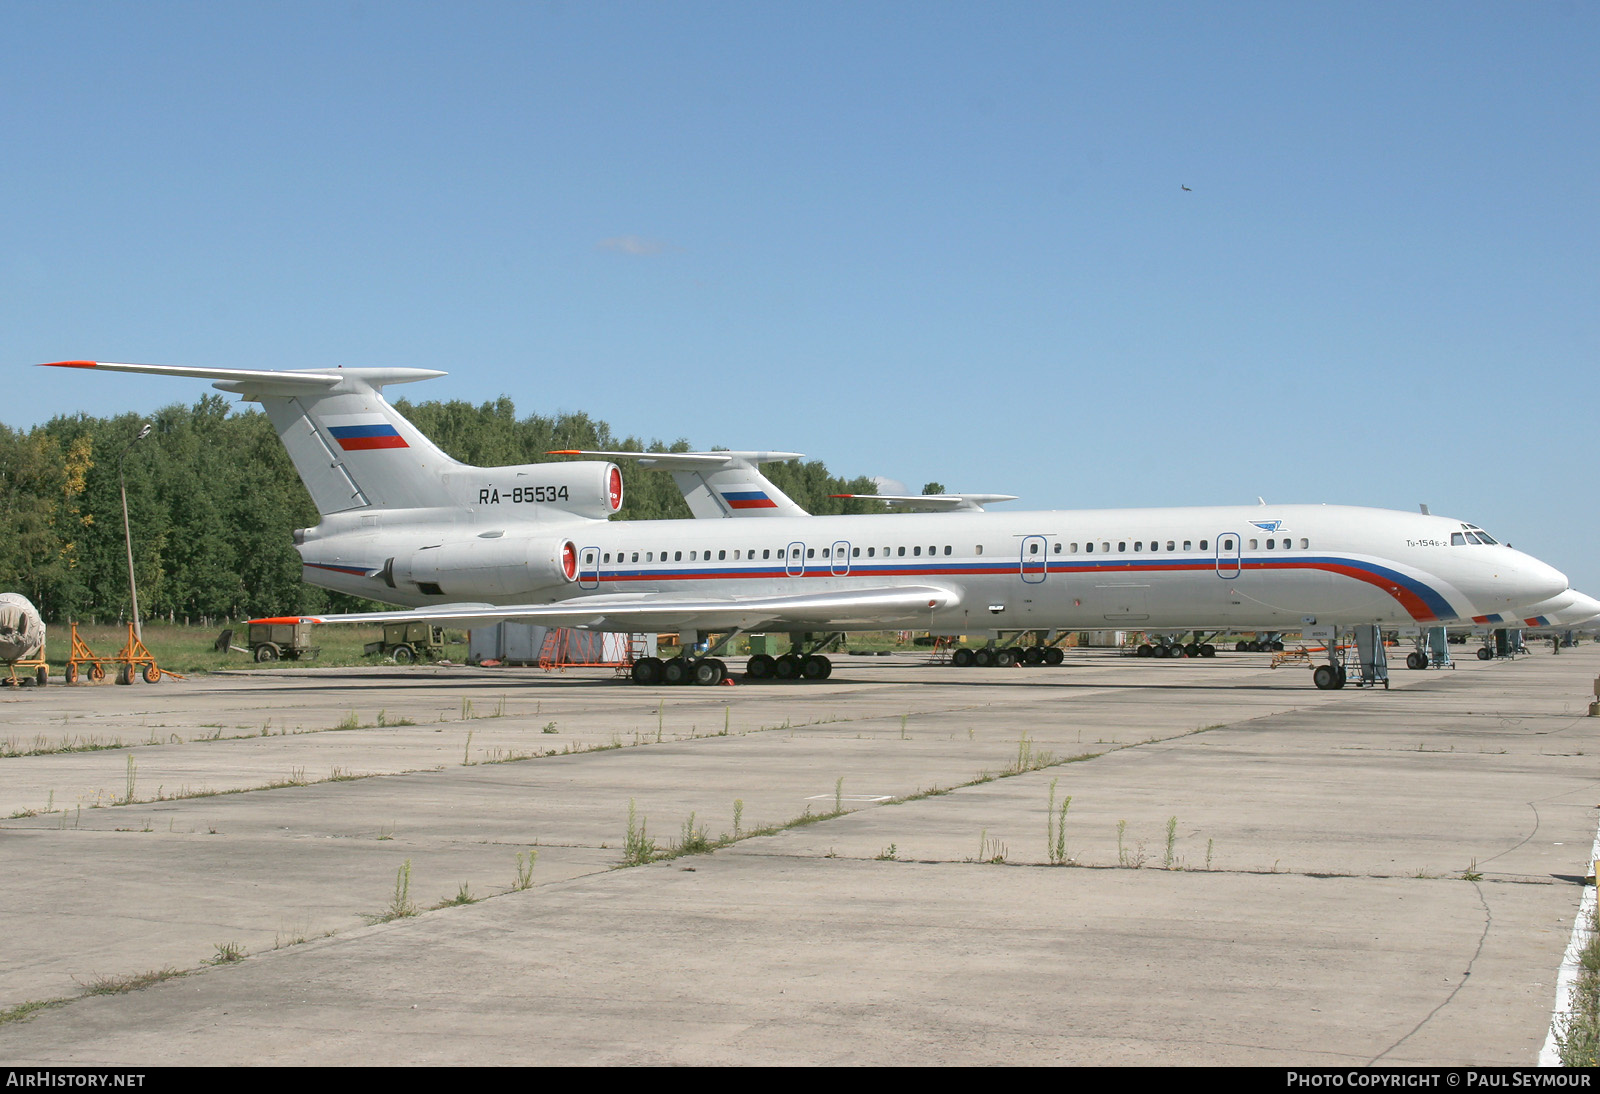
[265,584,961,634]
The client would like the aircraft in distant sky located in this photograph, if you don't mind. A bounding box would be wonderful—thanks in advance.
[40,360,1572,690]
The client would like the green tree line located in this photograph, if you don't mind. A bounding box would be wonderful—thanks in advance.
[0,395,882,625]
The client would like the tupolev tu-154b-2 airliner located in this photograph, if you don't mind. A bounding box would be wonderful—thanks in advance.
[41,361,1571,689]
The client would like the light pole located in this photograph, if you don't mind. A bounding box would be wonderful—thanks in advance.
[118,423,153,642]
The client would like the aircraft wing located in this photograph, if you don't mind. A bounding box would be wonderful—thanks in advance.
[264,584,960,634]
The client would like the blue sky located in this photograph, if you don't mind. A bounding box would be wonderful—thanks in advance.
[5,2,1596,590]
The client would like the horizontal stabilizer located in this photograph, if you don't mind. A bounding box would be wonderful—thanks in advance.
[549,450,804,471]
[39,360,446,395]
[830,493,1018,512]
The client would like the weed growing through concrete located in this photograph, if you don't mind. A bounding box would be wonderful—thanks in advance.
[77,968,185,996]
[623,800,658,866]
[732,799,744,837]
[209,942,246,965]
[1047,779,1072,865]
[1164,816,1179,869]
[1555,902,1599,1066]
[123,755,137,804]
[436,883,478,908]
[0,999,68,1027]
[371,860,418,921]
[977,829,1007,864]
[462,730,474,765]
[677,813,713,855]
[514,849,538,891]
[542,721,558,734]
[835,776,844,814]
[1461,859,1483,882]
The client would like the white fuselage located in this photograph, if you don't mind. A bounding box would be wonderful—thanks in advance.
[297,503,1567,635]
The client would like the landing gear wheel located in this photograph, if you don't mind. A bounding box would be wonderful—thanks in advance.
[746,653,775,680]
[1405,651,1426,670]
[391,644,416,665]
[1137,644,1155,658]
[692,659,726,686]
[1200,644,1216,658]
[973,649,995,668]
[1476,647,1493,661]
[1272,641,1285,652]
[1043,647,1064,666]
[631,657,664,685]
[1334,665,1347,689]
[773,654,801,680]
[802,654,832,679]
[1184,643,1201,658]
[1236,640,1250,652]
[1022,647,1044,666]
[662,658,692,685]
[952,648,975,667]
[995,648,1018,668]
[254,644,280,663]
[1313,665,1336,690]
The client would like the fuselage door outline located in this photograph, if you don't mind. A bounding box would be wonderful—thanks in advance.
[1215,533,1241,580]
[831,540,851,577]
[578,546,601,590]
[1020,535,1048,584]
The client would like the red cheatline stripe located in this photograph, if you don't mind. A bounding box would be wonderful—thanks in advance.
[337,435,409,450]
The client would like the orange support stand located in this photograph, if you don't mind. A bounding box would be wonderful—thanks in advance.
[64,623,183,684]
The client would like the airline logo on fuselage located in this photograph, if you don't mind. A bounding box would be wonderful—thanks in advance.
[1249,520,1284,533]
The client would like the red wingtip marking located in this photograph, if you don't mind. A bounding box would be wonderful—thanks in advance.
[40,360,98,369]
[547,450,583,455]
[249,616,310,625]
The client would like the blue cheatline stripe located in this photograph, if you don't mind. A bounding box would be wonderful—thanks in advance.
[574,553,1456,617]
[328,424,401,439]
[305,562,376,576]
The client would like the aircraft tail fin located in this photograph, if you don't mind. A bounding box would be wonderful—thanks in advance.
[40,361,459,516]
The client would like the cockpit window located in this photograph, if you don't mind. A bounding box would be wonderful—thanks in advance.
[1451,533,1466,546]
[1475,530,1498,544]
[1463,531,1483,545]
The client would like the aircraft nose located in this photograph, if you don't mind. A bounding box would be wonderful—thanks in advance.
[1514,555,1568,606]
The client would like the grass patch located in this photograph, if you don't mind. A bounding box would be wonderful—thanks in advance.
[76,968,186,996]
[0,999,69,1026]
[1556,901,1600,1067]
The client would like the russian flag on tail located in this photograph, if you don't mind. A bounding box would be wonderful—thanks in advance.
[327,421,409,451]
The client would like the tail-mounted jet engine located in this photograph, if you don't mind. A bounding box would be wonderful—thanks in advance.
[382,536,579,598]
[468,461,623,521]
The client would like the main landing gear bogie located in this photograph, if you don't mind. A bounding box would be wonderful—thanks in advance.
[951,646,1064,668]
[632,655,733,686]
[1136,643,1216,658]
[632,653,834,686]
